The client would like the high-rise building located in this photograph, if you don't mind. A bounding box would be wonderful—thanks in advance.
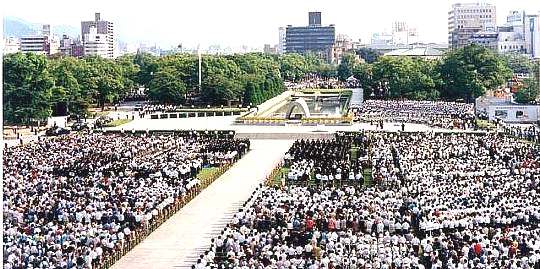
[469,30,499,51]
[448,3,497,48]
[277,27,286,54]
[81,12,114,58]
[42,24,52,37]
[285,12,336,62]
[408,28,419,44]
[83,26,110,58]
[524,13,540,58]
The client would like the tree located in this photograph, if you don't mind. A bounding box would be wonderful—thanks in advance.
[352,63,374,97]
[439,44,511,102]
[133,51,159,88]
[356,48,380,64]
[503,53,534,74]
[337,53,358,81]
[231,53,283,106]
[514,76,539,104]
[371,56,415,99]
[200,55,243,105]
[83,56,125,110]
[147,67,187,104]
[3,53,54,124]
[116,54,140,94]
[406,58,441,100]
[279,54,308,82]
[50,56,90,115]
[316,64,338,79]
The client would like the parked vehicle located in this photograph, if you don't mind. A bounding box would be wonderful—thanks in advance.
[71,122,89,131]
[45,127,71,136]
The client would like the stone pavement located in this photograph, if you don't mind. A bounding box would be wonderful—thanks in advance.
[111,139,294,269]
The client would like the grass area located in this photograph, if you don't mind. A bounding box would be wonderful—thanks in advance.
[103,119,133,127]
[363,167,373,187]
[351,147,358,160]
[270,167,289,187]
[476,119,496,129]
[197,167,220,185]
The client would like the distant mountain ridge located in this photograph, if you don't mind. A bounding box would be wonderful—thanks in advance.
[3,16,80,38]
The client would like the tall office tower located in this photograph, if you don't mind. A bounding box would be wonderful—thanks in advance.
[285,12,335,62]
[81,12,115,58]
[448,3,497,48]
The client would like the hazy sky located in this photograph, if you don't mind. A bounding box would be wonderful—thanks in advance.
[3,0,540,48]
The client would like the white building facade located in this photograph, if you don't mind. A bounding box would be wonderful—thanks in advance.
[81,13,115,58]
[83,26,110,58]
[448,3,497,48]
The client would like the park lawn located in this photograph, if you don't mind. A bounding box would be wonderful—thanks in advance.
[103,119,133,127]
[476,119,496,129]
[197,167,219,185]
[363,167,373,187]
[351,147,358,160]
[270,167,289,187]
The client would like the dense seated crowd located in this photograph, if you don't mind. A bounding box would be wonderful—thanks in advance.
[501,124,540,144]
[196,132,540,269]
[283,135,369,186]
[353,101,475,130]
[3,133,249,269]
[284,78,358,91]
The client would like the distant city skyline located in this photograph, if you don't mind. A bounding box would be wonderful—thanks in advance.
[3,0,540,48]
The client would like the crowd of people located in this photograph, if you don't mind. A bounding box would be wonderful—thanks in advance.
[352,101,476,130]
[139,104,181,115]
[196,132,540,269]
[3,133,249,269]
[284,77,358,91]
[283,135,369,186]
[501,124,540,144]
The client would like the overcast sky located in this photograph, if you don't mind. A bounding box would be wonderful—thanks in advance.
[3,0,540,48]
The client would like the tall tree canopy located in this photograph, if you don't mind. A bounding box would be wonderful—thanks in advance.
[3,53,54,124]
[439,44,512,102]
[3,46,524,124]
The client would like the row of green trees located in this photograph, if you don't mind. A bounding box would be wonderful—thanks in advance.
[4,52,313,124]
[3,44,539,124]
[338,45,538,103]
[4,53,139,124]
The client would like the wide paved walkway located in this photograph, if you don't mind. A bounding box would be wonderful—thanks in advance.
[111,139,294,269]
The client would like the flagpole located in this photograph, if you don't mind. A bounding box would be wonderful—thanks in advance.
[198,44,202,94]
